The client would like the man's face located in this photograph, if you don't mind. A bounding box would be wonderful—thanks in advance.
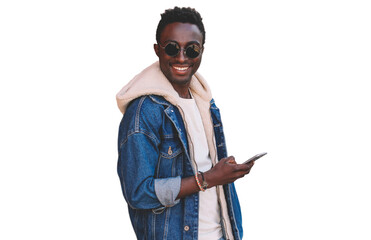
[154,22,203,87]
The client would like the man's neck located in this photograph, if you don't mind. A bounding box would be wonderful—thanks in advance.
[171,83,192,99]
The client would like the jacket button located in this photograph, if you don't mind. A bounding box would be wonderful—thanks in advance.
[184,225,190,231]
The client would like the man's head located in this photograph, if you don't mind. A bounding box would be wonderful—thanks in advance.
[155,7,206,45]
[154,7,205,89]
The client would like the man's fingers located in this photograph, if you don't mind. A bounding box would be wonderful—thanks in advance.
[224,156,235,163]
[232,161,254,174]
[227,159,237,164]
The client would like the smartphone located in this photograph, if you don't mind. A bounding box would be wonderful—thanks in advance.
[242,152,267,164]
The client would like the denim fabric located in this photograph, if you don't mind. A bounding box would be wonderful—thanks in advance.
[118,95,243,240]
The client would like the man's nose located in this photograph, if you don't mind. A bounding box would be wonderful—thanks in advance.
[176,49,187,62]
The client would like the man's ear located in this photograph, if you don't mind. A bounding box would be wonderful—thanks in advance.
[154,44,159,57]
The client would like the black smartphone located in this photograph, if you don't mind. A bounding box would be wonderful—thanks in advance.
[242,152,267,164]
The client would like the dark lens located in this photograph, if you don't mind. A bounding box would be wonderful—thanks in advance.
[164,43,179,57]
[186,44,201,58]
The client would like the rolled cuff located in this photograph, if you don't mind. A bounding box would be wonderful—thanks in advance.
[154,176,181,207]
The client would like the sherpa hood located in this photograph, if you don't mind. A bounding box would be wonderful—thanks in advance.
[116,61,212,114]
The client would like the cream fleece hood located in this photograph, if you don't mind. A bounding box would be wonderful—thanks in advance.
[116,61,212,114]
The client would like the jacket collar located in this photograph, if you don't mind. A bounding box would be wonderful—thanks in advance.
[148,95,172,107]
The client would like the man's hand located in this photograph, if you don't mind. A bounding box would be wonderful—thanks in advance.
[176,156,254,199]
[204,156,254,188]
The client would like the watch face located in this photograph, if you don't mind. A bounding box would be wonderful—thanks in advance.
[200,172,208,190]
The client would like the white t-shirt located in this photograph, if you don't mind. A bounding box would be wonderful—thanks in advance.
[177,96,223,240]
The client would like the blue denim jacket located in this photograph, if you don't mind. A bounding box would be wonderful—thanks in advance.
[117,95,243,240]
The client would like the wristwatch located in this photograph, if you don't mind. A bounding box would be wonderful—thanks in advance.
[199,171,208,190]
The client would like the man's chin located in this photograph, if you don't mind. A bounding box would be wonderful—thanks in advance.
[169,77,192,86]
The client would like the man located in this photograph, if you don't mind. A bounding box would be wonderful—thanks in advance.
[116,7,254,240]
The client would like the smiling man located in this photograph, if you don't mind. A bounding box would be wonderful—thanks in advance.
[116,7,254,240]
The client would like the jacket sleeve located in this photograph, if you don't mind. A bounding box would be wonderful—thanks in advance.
[117,97,181,210]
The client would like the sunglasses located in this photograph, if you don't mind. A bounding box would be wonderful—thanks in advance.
[158,42,202,59]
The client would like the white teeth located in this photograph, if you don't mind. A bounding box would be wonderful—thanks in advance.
[173,66,188,71]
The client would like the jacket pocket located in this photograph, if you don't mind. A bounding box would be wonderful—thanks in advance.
[157,137,183,177]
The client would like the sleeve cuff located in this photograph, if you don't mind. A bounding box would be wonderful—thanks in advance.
[154,176,181,207]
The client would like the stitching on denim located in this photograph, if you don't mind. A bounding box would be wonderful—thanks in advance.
[161,134,175,139]
[135,96,147,132]
[152,212,156,240]
[163,108,191,165]
[120,130,159,148]
[133,210,138,231]
[119,129,134,148]
[180,154,184,176]
[155,155,161,178]
[118,132,136,211]
[163,207,171,239]
[160,148,182,159]
[119,164,136,210]
[171,153,177,176]
[149,95,170,107]
[140,130,160,144]
[228,184,241,240]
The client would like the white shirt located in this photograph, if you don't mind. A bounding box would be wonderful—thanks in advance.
[177,96,223,240]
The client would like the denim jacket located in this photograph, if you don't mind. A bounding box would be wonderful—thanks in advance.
[117,95,244,240]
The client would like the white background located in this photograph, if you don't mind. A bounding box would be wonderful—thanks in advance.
[1,0,370,239]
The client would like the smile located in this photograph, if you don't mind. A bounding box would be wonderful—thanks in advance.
[172,65,190,71]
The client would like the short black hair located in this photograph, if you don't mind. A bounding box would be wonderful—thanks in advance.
[156,7,206,45]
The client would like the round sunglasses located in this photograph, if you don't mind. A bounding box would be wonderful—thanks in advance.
[158,42,202,59]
